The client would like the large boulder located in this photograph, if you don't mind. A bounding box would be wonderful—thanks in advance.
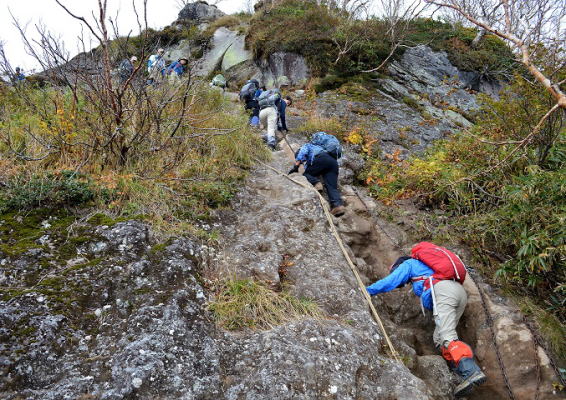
[0,219,222,399]
[260,52,310,87]
[224,59,263,89]
[165,39,191,63]
[385,45,502,112]
[177,1,224,23]
[193,27,244,77]
[221,34,253,71]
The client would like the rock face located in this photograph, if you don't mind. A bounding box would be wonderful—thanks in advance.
[315,45,502,159]
[221,35,252,71]
[0,220,222,399]
[193,27,246,77]
[178,1,225,23]
[260,52,310,87]
[194,25,310,89]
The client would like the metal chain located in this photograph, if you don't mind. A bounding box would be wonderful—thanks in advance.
[477,282,516,400]
[523,313,566,399]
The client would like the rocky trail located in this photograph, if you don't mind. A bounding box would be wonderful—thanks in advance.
[1,1,564,397]
[0,95,563,400]
[212,118,562,399]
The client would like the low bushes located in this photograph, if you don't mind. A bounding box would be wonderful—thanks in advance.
[246,1,516,82]
[0,171,97,213]
[0,83,269,230]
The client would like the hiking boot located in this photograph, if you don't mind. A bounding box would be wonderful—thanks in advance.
[314,182,324,192]
[268,142,277,151]
[330,205,345,217]
[454,370,486,397]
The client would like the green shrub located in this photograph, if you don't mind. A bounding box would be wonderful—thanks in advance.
[246,0,339,76]
[0,171,97,212]
[203,15,243,37]
[475,166,565,298]
[208,278,323,330]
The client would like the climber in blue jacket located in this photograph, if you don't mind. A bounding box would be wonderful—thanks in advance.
[367,256,486,397]
[366,256,434,310]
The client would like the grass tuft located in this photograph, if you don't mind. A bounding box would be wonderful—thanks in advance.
[208,278,323,330]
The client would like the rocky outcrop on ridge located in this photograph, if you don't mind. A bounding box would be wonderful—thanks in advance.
[177,1,225,23]
[314,45,494,159]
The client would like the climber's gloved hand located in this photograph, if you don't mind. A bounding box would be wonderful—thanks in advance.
[288,164,299,175]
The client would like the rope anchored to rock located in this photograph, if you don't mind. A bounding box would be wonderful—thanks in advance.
[255,157,401,363]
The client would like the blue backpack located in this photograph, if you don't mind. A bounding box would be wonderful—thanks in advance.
[239,79,260,102]
[311,132,342,159]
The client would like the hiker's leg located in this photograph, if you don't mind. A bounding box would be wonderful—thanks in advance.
[434,280,484,392]
[259,108,268,129]
[320,155,343,208]
[303,158,324,186]
[433,280,466,347]
[265,107,278,147]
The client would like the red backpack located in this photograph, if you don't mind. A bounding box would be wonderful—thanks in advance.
[410,242,467,289]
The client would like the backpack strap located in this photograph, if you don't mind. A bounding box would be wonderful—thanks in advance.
[433,247,461,280]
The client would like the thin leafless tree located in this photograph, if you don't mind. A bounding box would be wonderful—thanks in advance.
[426,0,565,176]
[363,0,429,72]
[0,0,234,172]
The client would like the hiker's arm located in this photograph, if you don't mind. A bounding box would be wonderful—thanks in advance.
[366,264,411,295]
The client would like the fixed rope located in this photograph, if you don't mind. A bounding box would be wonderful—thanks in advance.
[255,157,400,363]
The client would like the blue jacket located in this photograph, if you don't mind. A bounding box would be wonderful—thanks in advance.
[366,259,434,310]
[296,143,325,166]
[167,61,185,76]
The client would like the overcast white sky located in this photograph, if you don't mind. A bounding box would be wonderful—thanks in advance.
[0,0,251,72]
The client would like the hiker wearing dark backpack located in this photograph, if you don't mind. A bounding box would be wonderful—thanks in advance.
[258,89,292,150]
[288,134,345,217]
[240,79,261,126]
[366,242,486,397]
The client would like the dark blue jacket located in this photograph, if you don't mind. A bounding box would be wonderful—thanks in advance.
[366,259,434,310]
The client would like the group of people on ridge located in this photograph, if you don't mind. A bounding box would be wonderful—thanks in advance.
[240,77,486,397]
[118,48,188,85]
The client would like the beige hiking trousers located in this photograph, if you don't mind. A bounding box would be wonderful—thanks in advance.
[259,106,278,145]
[432,280,467,347]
